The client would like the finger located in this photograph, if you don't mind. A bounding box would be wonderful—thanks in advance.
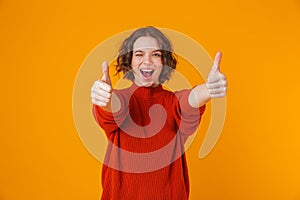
[91,80,100,92]
[91,92,111,107]
[95,88,112,99]
[207,73,221,83]
[91,80,112,93]
[92,99,108,107]
[208,87,226,94]
[208,72,226,83]
[206,81,227,89]
[101,61,111,85]
[210,93,226,98]
[97,81,112,93]
[94,93,110,103]
[211,51,222,73]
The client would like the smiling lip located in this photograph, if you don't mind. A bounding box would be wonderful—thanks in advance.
[140,69,154,79]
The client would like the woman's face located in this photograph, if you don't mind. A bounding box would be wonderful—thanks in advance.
[131,36,163,88]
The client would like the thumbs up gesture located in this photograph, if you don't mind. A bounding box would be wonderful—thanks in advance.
[206,52,227,98]
[91,61,113,107]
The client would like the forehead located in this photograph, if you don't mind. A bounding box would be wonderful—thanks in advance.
[133,36,160,51]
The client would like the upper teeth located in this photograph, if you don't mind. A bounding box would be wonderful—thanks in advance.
[141,69,153,72]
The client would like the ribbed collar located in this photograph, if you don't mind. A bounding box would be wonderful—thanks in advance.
[128,83,165,98]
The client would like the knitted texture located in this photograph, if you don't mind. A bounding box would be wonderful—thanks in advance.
[93,84,205,200]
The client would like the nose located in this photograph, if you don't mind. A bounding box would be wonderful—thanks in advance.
[143,53,152,65]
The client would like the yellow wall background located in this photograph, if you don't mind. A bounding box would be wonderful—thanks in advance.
[1,0,300,199]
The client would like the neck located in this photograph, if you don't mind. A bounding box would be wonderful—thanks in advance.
[129,82,164,98]
[134,81,160,88]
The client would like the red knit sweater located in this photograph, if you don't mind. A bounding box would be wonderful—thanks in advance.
[93,83,205,200]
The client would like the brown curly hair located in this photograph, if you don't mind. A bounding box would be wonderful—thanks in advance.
[116,26,177,83]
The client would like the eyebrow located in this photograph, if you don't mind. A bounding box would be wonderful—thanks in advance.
[133,49,162,53]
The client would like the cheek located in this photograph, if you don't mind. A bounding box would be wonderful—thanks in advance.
[155,59,163,71]
[131,57,139,69]
[158,65,163,75]
[154,58,162,65]
[155,65,163,75]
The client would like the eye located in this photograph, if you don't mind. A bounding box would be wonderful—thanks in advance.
[152,53,162,57]
[135,53,143,57]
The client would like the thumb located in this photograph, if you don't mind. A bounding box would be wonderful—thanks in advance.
[101,61,111,85]
[210,51,222,73]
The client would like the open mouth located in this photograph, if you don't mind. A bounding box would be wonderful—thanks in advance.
[140,69,154,79]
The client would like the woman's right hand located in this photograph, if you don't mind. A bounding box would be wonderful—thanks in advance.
[91,61,112,107]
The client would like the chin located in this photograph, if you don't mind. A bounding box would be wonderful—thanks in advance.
[141,82,154,87]
[136,80,158,88]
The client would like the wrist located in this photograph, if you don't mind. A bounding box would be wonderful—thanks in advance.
[188,84,211,108]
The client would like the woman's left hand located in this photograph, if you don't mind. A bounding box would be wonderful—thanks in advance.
[206,52,228,98]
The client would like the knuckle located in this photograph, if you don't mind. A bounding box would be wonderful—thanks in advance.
[206,83,211,89]
[105,85,112,92]
[93,80,100,88]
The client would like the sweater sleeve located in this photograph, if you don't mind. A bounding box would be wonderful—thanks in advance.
[92,89,128,135]
[174,89,206,136]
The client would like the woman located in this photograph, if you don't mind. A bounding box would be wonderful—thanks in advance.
[91,26,227,200]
